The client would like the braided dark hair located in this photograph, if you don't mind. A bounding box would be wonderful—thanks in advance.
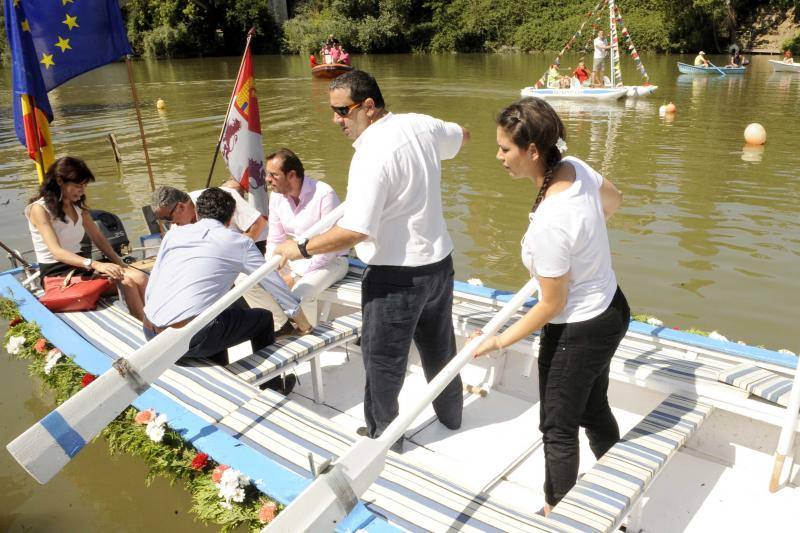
[31,156,96,222]
[496,97,566,213]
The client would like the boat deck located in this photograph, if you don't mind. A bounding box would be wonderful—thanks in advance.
[3,265,799,531]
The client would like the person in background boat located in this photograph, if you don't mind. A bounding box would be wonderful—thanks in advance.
[573,61,591,86]
[338,46,351,66]
[274,69,470,451]
[310,54,317,68]
[546,64,562,89]
[330,43,342,64]
[592,30,610,86]
[152,184,267,253]
[694,51,710,67]
[261,148,348,328]
[782,49,794,64]
[143,188,300,393]
[25,156,148,321]
[471,97,630,515]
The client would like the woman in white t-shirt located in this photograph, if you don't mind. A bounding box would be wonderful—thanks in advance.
[26,157,148,320]
[472,97,630,514]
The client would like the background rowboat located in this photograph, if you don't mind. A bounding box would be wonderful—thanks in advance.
[677,62,746,75]
[311,63,353,79]
[769,59,800,73]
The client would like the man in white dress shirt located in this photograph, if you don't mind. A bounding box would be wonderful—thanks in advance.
[152,184,267,253]
[275,70,470,450]
[144,188,300,392]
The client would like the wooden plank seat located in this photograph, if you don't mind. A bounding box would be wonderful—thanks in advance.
[717,363,794,407]
[545,394,714,533]
[56,301,259,423]
[219,388,559,533]
[225,312,363,401]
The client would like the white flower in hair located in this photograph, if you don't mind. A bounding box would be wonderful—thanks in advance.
[556,138,568,154]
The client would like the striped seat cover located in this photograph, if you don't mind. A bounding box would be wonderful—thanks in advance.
[219,388,557,533]
[56,302,259,423]
[546,394,713,532]
[226,312,362,385]
[717,363,794,407]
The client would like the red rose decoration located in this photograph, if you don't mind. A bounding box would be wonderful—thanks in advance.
[34,338,48,354]
[9,317,22,327]
[258,501,278,524]
[81,373,96,387]
[211,464,229,483]
[191,452,209,471]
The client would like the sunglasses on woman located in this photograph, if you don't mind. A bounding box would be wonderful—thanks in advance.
[331,101,362,117]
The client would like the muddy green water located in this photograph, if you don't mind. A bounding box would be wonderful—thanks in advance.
[1,53,798,530]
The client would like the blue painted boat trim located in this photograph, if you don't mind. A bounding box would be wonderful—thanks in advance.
[40,410,86,457]
[0,271,392,533]
[346,258,795,369]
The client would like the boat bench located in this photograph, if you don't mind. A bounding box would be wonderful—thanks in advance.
[219,387,558,533]
[226,312,362,403]
[545,393,714,533]
[56,301,262,423]
[717,363,794,407]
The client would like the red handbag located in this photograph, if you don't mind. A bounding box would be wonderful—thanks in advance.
[39,269,115,312]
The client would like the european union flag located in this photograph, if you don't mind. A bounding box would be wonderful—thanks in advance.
[4,0,131,172]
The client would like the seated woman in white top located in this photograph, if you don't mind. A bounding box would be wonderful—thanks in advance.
[25,156,148,320]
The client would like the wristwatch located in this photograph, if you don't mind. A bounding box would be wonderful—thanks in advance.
[82,257,93,269]
[296,238,312,259]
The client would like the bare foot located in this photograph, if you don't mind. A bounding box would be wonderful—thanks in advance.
[543,504,552,516]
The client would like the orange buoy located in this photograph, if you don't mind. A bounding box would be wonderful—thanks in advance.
[744,123,766,145]
[665,102,677,114]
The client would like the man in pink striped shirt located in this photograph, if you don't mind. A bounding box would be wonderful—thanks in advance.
[264,149,348,326]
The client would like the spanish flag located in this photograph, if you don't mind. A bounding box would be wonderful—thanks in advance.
[4,0,131,182]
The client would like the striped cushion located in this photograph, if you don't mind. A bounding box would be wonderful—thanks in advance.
[56,301,258,423]
[219,389,556,533]
[226,312,362,385]
[546,394,713,532]
[718,363,793,407]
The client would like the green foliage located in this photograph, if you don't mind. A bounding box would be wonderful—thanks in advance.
[122,0,279,58]
[783,31,800,53]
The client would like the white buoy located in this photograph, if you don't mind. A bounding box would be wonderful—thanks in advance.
[156,99,166,110]
[658,105,667,117]
[744,123,766,145]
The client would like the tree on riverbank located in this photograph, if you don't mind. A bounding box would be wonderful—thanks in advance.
[0,0,797,62]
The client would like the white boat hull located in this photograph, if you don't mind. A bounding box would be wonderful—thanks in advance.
[520,86,628,101]
[769,59,800,73]
[624,84,658,97]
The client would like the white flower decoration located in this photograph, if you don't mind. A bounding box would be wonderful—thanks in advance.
[556,137,568,154]
[43,349,63,375]
[708,331,728,342]
[467,278,484,287]
[216,467,249,508]
[645,317,663,327]
[145,413,168,443]
[6,335,26,355]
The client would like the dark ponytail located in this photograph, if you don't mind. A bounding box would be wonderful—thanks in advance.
[496,97,565,213]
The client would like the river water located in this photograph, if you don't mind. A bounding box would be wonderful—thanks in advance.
[1,53,798,530]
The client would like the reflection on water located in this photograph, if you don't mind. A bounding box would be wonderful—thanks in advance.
[0,52,798,528]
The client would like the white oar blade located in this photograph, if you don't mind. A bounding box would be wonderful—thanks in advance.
[7,327,191,484]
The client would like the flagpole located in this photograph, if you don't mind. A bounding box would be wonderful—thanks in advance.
[27,95,47,183]
[205,27,257,189]
[125,56,156,192]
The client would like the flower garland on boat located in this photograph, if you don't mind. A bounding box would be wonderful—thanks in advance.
[0,297,280,531]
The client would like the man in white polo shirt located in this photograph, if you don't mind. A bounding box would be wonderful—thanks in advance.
[275,70,470,450]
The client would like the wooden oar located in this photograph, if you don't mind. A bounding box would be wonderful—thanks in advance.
[265,276,541,532]
[707,61,727,76]
[769,355,800,492]
[6,203,345,484]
